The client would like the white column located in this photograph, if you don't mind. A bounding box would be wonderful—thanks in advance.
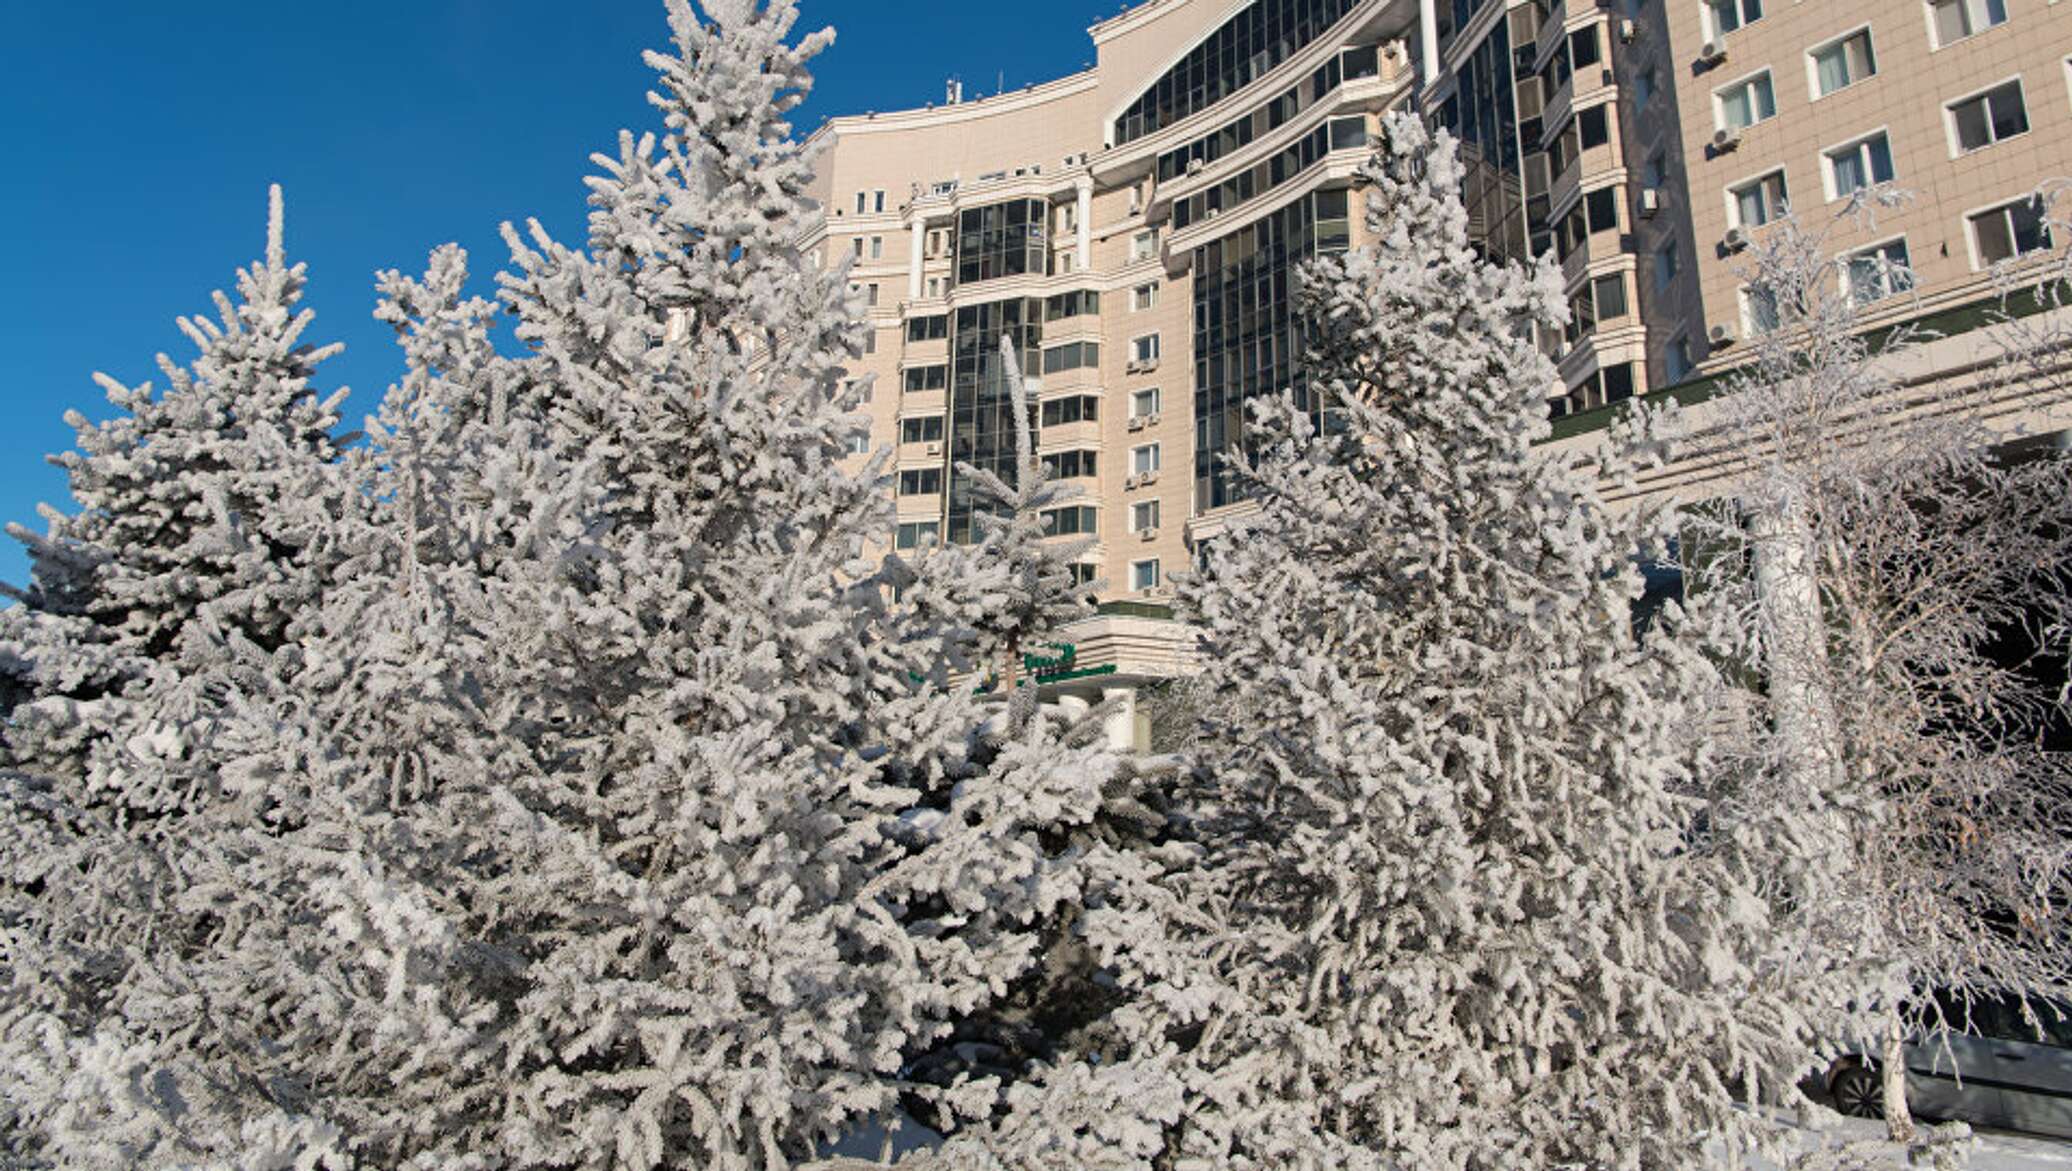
[908,219,926,300]
[1100,686,1138,753]
[1075,177,1094,272]
[1419,0,1441,89]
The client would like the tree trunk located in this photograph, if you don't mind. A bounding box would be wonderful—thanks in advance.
[1883,1010,1917,1143]
[1749,497,1846,802]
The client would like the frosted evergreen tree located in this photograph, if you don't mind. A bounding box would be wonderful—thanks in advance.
[975,114,1823,1170]
[0,186,345,779]
[1693,193,2072,1144]
[0,4,1138,1166]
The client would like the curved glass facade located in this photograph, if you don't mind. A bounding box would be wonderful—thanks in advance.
[947,298,1044,544]
[956,199,1049,286]
[1192,187,1350,510]
[1113,0,1359,146]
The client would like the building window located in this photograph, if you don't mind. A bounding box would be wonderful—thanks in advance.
[1040,506,1099,536]
[1729,170,1790,228]
[873,190,886,213]
[869,236,884,260]
[1040,395,1099,427]
[1131,333,1162,363]
[926,277,942,298]
[1569,26,1602,70]
[1666,335,1695,383]
[1041,341,1100,375]
[907,314,948,342]
[903,365,948,393]
[895,521,941,550]
[1131,230,1160,262]
[1060,203,1078,233]
[1045,289,1100,319]
[1130,558,1162,592]
[1970,197,2052,266]
[898,468,943,496]
[1716,72,1777,131]
[1132,443,1162,474]
[1578,105,1610,150]
[1130,387,1162,418]
[1948,81,2029,154]
[899,415,945,444]
[855,192,867,214]
[865,283,880,307]
[1593,273,1629,321]
[1810,29,1876,98]
[844,432,872,456]
[1655,241,1681,290]
[852,237,865,259]
[1132,500,1162,533]
[1826,132,1896,199]
[863,331,877,355]
[1706,0,1763,37]
[1931,0,2007,48]
[957,198,1049,284]
[1644,151,1669,188]
[1742,285,1782,334]
[1132,282,1161,311]
[1042,449,1099,479]
[1635,67,1658,111]
[1845,239,1914,304]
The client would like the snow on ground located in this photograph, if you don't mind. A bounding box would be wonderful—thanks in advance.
[1741,1111,2072,1170]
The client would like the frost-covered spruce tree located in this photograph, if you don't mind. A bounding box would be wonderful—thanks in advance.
[1694,195,2072,1144]
[0,186,345,778]
[43,1,1133,1165]
[1060,114,1819,1170]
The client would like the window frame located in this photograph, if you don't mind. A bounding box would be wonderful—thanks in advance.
[1130,558,1163,593]
[1926,0,2009,50]
[1806,25,1878,100]
[1725,167,1791,229]
[1703,0,1765,40]
[1965,194,2054,269]
[1740,284,1782,335]
[1131,443,1163,475]
[1841,236,1915,305]
[1131,499,1162,534]
[1945,77,2030,157]
[1821,128,1896,202]
[1131,332,1163,363]
[1130,387,1163,418]
[1132,281,1161,311]
[1713,69,1779,132]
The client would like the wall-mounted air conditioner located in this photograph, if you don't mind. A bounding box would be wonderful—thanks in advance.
[1709,323,1738,347]
[1699,40,1727,65]
[925,442,942,456]
[1722,226,1749,252]
[1127,416,1147,431]
[1139,527,1160,541]
[1639,188,1662,218]
[1711,126,1741,152]
[1619,19,1638,43]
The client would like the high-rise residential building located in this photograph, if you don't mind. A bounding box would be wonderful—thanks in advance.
[800,0,2072,743]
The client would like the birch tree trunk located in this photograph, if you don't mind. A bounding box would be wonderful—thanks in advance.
[1882,1010,1917,1143]
[1750,496,1845,802]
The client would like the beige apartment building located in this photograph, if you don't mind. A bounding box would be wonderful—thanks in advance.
[800,0,2072,740]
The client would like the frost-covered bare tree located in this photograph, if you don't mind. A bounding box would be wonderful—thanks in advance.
[1693,190,2072,1143]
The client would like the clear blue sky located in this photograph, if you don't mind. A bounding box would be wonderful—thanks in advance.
[0,0,1108,591]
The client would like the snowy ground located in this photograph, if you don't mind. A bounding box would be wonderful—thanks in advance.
[1741,1111,2072,1170]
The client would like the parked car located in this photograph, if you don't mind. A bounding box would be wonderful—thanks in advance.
[1826,992,2072,1138]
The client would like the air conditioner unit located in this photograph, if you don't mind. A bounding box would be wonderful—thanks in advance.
[1126,359,1147,373]
[1711,126,1742,152]
[1619,18,1638,43]
[1127,416,1147,431]
[1125,474,1142,489]
[1139,527,1160,541]
[925,442,942,456]
[1709,322,1738,347]
[1722,226,1750,252]
[1699,40,1727,65]
[1639,187,1662,218]
[1143,471,1159,485]
[1186,157,1206,175]
[1146,413,1161,426]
